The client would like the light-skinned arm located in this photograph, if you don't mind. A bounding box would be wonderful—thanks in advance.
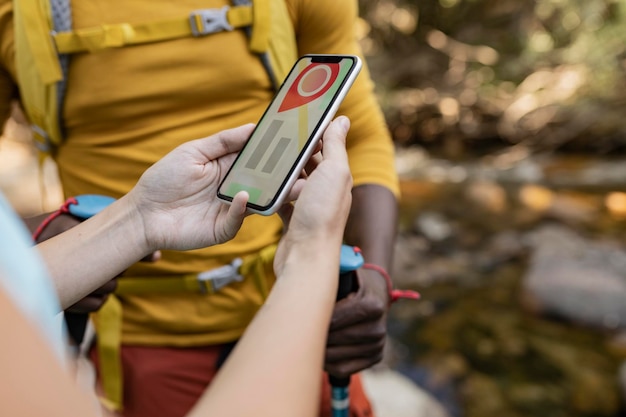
[189,117,353,416]
[1,117,353,417]
[36,124,253,309]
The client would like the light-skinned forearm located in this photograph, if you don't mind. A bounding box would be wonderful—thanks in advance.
[2,236,342,417]
[0,283,101,417]
[35,194,149,310]
[188,241,341,417]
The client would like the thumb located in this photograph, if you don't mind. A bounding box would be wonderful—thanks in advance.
[220,191,249,241]
[322,116,350,160]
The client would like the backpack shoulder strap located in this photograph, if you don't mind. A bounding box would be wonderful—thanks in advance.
[265,0,297,88]
[232,0,297,90]
[14,0,66,155]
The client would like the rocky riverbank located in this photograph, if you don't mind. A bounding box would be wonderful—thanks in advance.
[389,145,626,416]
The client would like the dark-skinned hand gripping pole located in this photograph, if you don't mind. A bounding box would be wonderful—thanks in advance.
[330,245,364,417]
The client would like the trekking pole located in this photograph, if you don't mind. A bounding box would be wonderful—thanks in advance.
[330,245,364,417]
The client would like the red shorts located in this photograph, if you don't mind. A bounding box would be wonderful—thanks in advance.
[91,344,374,417]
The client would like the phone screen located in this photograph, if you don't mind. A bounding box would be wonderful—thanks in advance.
[218,55,360,213]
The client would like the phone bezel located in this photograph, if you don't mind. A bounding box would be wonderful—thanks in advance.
[216,54,362,215]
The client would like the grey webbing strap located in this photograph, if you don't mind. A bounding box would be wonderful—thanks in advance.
[50,0,72,138]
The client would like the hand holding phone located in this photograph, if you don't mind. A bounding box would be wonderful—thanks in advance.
[217,54,362,215]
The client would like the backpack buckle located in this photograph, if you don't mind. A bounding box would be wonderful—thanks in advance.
[190,7,233,36]
[196,258,244,293]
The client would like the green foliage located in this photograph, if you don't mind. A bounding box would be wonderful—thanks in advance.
[360,0,626,154]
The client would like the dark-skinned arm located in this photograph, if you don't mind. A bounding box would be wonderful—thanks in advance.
[324,183,398,378]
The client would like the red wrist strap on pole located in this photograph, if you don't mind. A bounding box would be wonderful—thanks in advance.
[361,263,420,305]
[31,197,78,242]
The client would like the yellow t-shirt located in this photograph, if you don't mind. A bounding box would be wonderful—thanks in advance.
[0,0,399,346]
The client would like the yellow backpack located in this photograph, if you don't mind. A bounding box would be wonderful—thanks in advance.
[14,0,297,157]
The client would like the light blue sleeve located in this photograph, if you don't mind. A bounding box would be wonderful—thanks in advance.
[0,193,66,362]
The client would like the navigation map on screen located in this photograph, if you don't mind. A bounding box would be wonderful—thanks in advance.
[219,56,357,209]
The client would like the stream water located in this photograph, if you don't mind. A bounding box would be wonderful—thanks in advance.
[389,148,626,417]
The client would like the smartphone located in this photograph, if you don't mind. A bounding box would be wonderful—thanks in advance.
[217,54,362,215]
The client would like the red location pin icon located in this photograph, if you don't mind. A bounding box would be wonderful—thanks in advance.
[278,63,340,112]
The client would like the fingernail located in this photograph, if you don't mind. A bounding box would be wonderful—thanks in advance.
[336,116,350,132]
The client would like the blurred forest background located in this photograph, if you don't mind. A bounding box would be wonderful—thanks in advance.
[1,0,626,416]
[357,0,626,416]
[361,0,626,154]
